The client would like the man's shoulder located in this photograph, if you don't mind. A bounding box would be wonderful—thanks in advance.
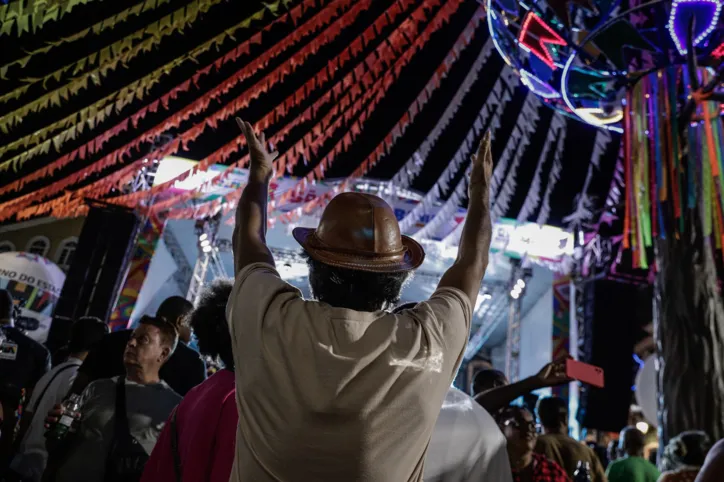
[6,327,49,356]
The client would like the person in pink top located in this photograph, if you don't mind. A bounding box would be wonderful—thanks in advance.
[141,279,236,482]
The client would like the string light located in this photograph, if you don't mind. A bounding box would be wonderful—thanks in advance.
[666,0,722,55]
[518,12,566,70]
[520,69,561,99]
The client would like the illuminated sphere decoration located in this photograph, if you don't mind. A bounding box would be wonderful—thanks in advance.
[485,0,724,133]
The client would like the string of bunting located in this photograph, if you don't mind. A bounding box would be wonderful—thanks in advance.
[411,76,522,241]
[0,0,278,132]
[107,0,436,213]
[389,32,492,197]
[533,122,567,226]
[0,0,347,194]
[45,0,436,220]
[561,129,614,229]
[126,0,465,223]
[264,0,468,226]
[272,0,460,213]
[4,0,415,221]
[0,0,225,105]
[397,64,518,234]
[0,0,336,173]
[489,93,541,222]
[516,114,567,222]
[0,0,172,77]
[0,0,99,36]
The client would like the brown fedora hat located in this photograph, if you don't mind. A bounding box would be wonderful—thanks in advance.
[292,192,425,273]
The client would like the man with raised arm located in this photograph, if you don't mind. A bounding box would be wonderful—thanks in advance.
[226,118,494,482]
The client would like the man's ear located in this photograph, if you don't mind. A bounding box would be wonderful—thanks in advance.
[161,346,171,362]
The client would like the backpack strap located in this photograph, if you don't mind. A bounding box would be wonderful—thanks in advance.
[170,405,182,482]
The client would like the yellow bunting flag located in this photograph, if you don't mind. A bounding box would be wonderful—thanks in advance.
[0,0,285,170]
[0,0,99,36]
[0,0,223,105]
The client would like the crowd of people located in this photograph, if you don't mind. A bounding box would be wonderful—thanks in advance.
[0,120,723,481]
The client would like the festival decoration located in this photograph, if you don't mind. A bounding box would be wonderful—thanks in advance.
[0,0,358,192]
[0,0,181,77]
[0,252,66,343]
[667,0,722,55]
[0,0,99,36]
[5,0,455,223]
[0,0,225,106]
[108,215,165,330]
[0,0,281,134]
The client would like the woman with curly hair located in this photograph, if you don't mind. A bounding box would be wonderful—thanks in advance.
[658,431,712,482]
[141,279,237,482]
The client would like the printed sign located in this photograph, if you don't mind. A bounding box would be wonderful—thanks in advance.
[0,252,66,343]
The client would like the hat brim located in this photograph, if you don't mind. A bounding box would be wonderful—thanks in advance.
[292,227,425,274]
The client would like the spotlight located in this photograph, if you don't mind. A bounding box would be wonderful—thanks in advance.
[636,421,649,434]
[482,294,492,301]
[516,279,525,289]
[510,290,520,299]
[200,239,211,248]
[202,245,212,253]
[199,233,208,241]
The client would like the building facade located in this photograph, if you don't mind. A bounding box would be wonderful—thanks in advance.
[0,217,86,272]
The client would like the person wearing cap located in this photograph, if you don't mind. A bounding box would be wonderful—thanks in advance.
[9,316,109,481]
[226,118,494,482]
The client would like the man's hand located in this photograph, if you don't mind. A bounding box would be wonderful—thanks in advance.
[469,130,493,205]
[535,358,572,387]
[236,117,278,182]
[437,130,494,311]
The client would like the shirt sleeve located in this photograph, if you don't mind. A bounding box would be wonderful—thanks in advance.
[412,287,472,370]
[226,262,310,367]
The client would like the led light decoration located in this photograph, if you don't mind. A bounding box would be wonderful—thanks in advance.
[667,0,723,55]
[520,69,561,98]
[518,13,566,69]
[713,41,724,58]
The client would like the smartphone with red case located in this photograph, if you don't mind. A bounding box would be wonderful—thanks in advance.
[566,359,604,388]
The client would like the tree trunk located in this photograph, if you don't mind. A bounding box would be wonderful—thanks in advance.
[654,208,724,444]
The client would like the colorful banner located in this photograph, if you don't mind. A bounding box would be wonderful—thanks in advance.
[0,252,66,343]
[108,215,165,331]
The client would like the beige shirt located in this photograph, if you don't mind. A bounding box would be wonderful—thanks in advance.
[226,263,471,482]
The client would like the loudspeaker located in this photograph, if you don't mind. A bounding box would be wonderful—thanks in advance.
[576,279,643,433]
[46,203,140,353]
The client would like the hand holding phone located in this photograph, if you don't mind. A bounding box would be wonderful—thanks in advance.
[566,359,604,388]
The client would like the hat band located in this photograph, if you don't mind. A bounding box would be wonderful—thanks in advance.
[307,232,408,260]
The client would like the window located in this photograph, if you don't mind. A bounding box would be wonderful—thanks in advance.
[56,238,78,270]
[26,236,50,257]
[0,241,14,253]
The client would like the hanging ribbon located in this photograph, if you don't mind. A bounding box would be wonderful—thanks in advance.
[0,0,332,172]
